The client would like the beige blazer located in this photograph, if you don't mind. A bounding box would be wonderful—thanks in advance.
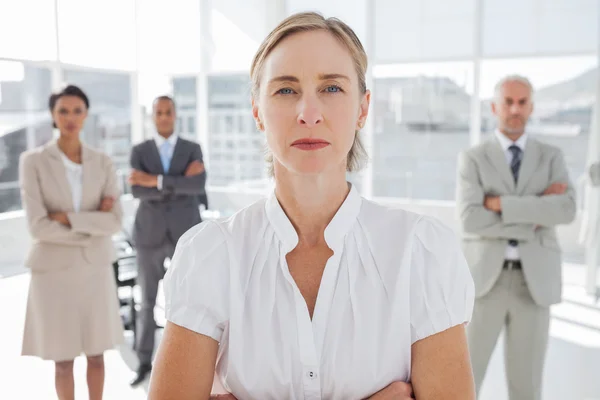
[456,137,576,307]
[19,140,123,272]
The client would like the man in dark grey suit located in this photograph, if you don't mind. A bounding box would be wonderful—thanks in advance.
[456,75,576,400]
[128,96,207,386]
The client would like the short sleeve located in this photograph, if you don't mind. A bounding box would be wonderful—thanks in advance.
[163,220,230,342]
[409,216,475,344]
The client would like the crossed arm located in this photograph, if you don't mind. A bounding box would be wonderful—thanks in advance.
[148,323,473,400]
[456,151,576,240]
[20,153,123,245]
[129,144,207,200]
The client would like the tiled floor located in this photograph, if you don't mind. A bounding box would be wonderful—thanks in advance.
[1,264,600,399]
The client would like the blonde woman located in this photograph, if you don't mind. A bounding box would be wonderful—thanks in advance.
[20,85,124,400]
[149,12,475,400]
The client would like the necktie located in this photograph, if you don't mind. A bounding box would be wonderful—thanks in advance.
[508,145,522,247]
[160,141,172,173]
[508,145,522,183]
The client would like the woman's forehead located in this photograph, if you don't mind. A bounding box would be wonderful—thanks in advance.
[56,96,86,108]
[262,30,356,82]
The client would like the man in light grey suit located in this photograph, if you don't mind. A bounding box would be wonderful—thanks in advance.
[128,95,207,386]
[456,75,576,400]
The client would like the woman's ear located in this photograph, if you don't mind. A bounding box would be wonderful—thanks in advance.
[357,89,370,130]
[252,97,264,131]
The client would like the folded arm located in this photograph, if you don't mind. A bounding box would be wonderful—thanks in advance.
[129,145,165,200]
[19,153,91,246]
[501,151,576,227]
[456,152,536,240]
[163,171,206,196]
[130,143,207,198]
[68,156,123,236]
[162,144,207,196]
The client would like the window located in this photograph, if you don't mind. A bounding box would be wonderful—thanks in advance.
[188,116,196,134]
[63,69,132,170]
[287,0,367,42]
[0,0,57,61]
[480,56,597,184]
[57,0,136,70]
[483,0,598,57]
[372,62,473,199]
[0,62,53,212]
[375,0,475,63]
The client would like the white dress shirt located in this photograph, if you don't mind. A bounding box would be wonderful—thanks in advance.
[164,184,475,400]
[494,129,528,260]
[154,133,178,190]
[60,153,83,212]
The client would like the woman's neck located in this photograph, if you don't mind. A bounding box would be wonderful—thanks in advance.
[57,135,82,161]
[274,165,350,247]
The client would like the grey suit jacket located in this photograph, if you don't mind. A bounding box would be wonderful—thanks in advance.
[130,137,206,247]
[456,136,576,306]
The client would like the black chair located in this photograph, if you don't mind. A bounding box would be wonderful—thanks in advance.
[112,232,138,346]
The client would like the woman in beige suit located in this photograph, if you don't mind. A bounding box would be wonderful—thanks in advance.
[19,85,124,400]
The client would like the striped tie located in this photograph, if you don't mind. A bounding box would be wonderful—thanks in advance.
[509,145,522,183]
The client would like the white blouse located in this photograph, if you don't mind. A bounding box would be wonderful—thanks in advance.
[164,184,474,400]
[60,153,83,212]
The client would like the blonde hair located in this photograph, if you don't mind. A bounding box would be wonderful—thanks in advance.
[250,11,368,176]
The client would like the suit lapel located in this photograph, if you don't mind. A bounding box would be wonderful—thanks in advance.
[43,141,74,211]
[484,139,515,192]
[516,138,541,195]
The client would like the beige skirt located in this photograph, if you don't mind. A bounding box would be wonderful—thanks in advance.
[22,263,124,362]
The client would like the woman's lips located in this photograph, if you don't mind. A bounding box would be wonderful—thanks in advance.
[291,138,330,151]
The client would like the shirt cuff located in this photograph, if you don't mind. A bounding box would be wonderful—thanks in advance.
[157,174,163,190]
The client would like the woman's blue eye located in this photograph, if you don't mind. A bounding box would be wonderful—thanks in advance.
[277,88,294,95]
[325,85,342,93]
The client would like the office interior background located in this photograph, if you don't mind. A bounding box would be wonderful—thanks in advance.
[0,0,599,399]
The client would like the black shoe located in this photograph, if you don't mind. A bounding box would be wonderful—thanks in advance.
[130,363,152,387]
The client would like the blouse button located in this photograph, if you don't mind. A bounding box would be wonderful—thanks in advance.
[307,371,317,379]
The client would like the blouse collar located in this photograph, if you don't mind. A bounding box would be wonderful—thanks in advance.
[265,183,362,253]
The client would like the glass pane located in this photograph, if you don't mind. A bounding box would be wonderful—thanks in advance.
[483,0,598,57]
[0,62,53,213]
[480,56,598,185]
[211,7,262,73]
[285,0,367,42]
[57,0,135,69]
[207,73,266,187]
[63,69,132,171]
[172,76,198,142]
[138,0,202,74]
[0,187,21,214]
[372,62,473,199]
[0,0,57,61]
[375,0,475,63]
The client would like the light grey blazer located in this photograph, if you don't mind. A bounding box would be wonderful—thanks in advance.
[19,140,123,272]
[456,136,576,307]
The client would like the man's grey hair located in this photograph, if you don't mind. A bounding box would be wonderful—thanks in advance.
[493,74,534,101]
